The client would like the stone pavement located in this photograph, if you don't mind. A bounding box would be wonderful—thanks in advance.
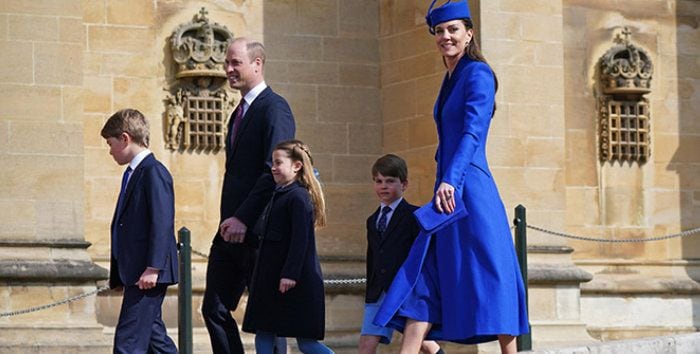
[524,332,700,354]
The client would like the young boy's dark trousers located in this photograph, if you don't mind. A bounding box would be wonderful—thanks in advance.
[113,284,176,354]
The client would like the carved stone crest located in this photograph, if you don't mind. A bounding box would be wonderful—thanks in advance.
[600,27,653,97]
[165,8,235,151]
[598,27,653,164]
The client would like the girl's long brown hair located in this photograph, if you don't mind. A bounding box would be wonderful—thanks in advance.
[274,139,327,228]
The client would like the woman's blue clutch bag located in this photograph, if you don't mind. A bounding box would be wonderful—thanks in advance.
[413,195,468,234]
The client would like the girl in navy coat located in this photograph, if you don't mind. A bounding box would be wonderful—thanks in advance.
[243,140,333,354]
[374,1,529,353]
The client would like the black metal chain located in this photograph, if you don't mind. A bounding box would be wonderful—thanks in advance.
[526,224,700,243]
[0,285,111,318]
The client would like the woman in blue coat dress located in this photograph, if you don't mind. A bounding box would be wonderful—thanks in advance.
[374,1,529,353]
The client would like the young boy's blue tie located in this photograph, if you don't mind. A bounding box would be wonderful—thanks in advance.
[377,206,392,236]
[112,166,132,259]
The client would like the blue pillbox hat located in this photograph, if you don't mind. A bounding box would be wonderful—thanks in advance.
[425,0,471,34]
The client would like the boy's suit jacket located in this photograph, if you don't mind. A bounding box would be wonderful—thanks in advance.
[219,86,295,245]
[109,153,178,289]
[365,199,420,303]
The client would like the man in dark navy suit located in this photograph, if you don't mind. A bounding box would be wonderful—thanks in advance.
[202,37,296,354]
[102,108,178,354]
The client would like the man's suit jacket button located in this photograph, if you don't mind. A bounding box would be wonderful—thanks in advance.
[379,249,384,254]
[380,269,386,274]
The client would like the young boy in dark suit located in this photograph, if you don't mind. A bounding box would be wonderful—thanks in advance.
[359,154,444,354]
[102,108,178,354]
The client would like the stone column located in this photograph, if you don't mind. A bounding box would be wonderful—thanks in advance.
[0,1,109,352]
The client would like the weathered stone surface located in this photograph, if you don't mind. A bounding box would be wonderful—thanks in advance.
[287,62,338,85]
[324,37,379,64]
[339,0,378,38]
[8,14,58,41]
[106,0,154,26]
[0,40,33,84]
[339,63,379,87]
[9,121,83,155]
[318,86,380,123]
[0,0,81,17]
[266,35,322,62]
[34,43,83,86]
[0,14,6,39]
[297,122,348,154]
[88,26,154,54]
[0,155,82,200]
[348,123,381,155]
[297,0,337,36]
[0,84,61,119]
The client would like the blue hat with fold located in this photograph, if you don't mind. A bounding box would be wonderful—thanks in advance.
[425,0,471,35]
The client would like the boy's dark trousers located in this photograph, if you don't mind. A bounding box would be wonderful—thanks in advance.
[113,284,177,354]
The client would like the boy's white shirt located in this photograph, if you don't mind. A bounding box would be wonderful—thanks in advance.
[125,148,151,184]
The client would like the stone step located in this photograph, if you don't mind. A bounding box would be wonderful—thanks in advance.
[0,325,111,354]
[0,345,112,354]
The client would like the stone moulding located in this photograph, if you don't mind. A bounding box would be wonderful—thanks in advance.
[0,260,108,282]
[528,263,593,284]
[0,239,108,282]
[0,239,93,248]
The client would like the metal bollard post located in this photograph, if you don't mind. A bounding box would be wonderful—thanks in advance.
[514,205,532,351]
[178,227,193,354]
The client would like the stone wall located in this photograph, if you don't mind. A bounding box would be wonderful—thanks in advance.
[0,0,84,243]
[562,0,700,261]
[480,0,568,245]
[261,0,382,346]
[0,1,108,352]
[263,0,381,260]
[562,0,700,340]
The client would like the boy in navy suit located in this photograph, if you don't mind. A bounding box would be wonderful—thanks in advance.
[359,154,444,354]
[102,108,178,354]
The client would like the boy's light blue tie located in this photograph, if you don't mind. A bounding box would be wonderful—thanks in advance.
[112,166,132,259]
[377,206,392,237]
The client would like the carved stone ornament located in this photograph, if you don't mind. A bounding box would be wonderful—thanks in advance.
[598,27,653,164]
[600,27,653,96]
[165,8,235,152]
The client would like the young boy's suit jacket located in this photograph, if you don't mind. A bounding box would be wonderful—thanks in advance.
[109,153,178,289]
[365,198,420,303]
